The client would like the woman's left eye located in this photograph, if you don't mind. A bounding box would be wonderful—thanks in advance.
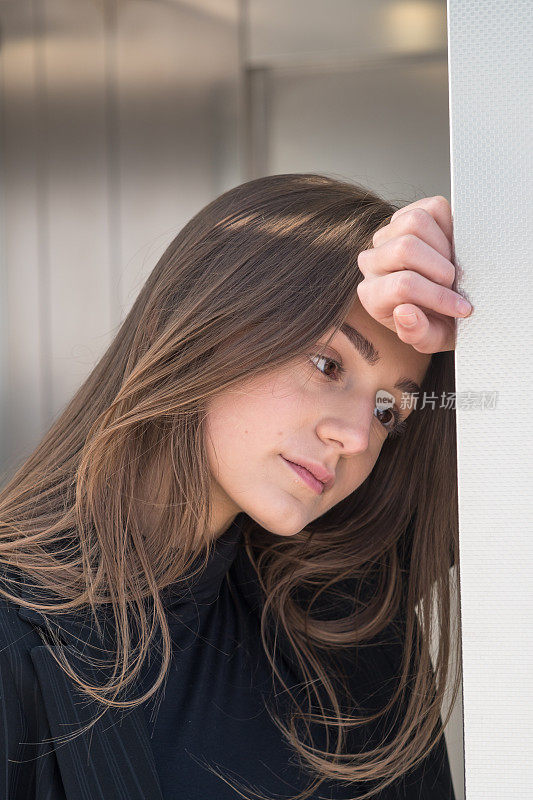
[373,407,408,438]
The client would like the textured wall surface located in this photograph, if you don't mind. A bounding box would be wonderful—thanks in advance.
[448,0,533,797]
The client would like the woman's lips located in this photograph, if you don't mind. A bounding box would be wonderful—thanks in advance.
[280,456,325,494]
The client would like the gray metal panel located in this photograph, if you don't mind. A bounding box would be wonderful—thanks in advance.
[0,0,241,475]
[115,0,241,319]
[42,0,113,418]
[248,0,447,67]
[1,1,46,465]
[448,0,533,796]
[261,59,451,202]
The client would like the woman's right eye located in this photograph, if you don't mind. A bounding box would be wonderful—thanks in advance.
[309,354,346,382]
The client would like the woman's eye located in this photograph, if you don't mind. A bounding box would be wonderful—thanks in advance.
[309,354,408,439]
[374,407,408,438]
[309,354,346,382]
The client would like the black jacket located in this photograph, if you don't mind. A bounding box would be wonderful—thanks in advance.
[0,518,457,800]
[0,596,166,799]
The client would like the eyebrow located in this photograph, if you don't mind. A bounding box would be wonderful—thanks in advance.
[338,323,422,396]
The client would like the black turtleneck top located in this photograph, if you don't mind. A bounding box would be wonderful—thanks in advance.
[139,513,456,800]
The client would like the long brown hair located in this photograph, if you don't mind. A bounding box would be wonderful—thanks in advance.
[0,173,460,800]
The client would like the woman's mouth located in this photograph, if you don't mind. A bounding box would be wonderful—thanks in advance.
[280,456,325,495]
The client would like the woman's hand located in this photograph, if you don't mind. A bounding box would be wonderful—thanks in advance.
[356,195,473,354]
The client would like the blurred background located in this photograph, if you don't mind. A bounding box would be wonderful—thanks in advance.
[0,0,462,795]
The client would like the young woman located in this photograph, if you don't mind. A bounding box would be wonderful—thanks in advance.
[0,173,469,800]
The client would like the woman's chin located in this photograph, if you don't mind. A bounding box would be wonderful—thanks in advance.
[245,501,316,538]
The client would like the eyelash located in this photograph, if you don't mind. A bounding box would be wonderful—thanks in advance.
[309,353,409,439]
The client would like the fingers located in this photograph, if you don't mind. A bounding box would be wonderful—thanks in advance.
[358,235,456,288]
[357,269,473,323]
[372,206,452,263]
[390,195,453,245]
[356,195,467,355]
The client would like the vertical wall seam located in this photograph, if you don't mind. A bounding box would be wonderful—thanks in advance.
[33,0,51,429]
[103,0,121,331]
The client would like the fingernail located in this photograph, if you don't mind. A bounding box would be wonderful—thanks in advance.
[456,297,473,316]
[397,312,418,327]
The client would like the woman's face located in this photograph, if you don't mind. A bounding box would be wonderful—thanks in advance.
[204,298,432,540]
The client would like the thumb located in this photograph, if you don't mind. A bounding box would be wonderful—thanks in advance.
[393,304,456,353]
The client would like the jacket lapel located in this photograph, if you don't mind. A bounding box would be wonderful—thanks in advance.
[17,605,164,800]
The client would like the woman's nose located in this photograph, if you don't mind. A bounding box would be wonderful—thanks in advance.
[316,401,376,453]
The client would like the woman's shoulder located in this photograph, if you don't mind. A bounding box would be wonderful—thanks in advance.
[0,588,48,701]
[0,590,46,731]
[0,562,51,633]
[0,565,67,714]
[0,589,43,645]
